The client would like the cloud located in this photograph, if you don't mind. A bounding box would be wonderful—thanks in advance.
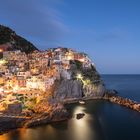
[0,0,67,49]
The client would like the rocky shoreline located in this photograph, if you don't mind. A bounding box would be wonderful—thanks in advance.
[63,90,140,113]
[0,107,69,135]
[1,90,140,135]
[104,91,140,112]
[0,116,30,135]
[24,107,70,128]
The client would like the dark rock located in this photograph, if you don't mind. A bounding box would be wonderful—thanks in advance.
[55,80,83,100]
[25,107,70,128]
[0,116,28,134]
[0,25,38,53]
[76,113,85,120]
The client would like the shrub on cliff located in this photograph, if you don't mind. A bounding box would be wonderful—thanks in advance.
[0,25,38,53]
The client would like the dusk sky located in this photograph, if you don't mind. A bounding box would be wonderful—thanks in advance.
[0,0,140,74]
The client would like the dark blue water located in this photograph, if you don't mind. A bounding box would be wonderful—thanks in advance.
[102,75,140,101]
[1,75,140,140]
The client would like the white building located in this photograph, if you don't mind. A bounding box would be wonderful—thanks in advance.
[26,76,55,91]
[17,71,31,78]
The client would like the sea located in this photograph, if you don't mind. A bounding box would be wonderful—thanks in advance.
[0,75,140,140]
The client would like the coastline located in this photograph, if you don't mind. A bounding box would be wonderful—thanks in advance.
[0,115,30,135]
[63,93,140,113]
[0,110,69,135]
[1,91,140,135]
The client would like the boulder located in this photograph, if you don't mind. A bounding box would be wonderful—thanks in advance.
[76,113,85,120]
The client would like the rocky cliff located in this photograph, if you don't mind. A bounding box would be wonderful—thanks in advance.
[54,60,105,100]
[0,24,105,101]
[54,80,83,99]
[0,25,38,53]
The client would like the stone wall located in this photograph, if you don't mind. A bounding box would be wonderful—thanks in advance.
[54,79,83,100]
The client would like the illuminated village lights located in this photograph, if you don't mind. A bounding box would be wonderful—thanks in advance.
[83,79,91,86]
[0,48,93,113]
[0,88,4,93]
[67,55,72,60]
[13,85,19,93]
[76,73,83,80]
[76,74,91,86]
[0,59,7,65]
[0,48,3,53]
[79,58,85,63]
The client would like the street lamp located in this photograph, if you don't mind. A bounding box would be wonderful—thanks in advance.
[76,73,83,80]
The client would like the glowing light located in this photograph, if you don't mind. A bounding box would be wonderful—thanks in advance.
[67,55,72,60]
[76,73,83,79]
[0,133,9,140]
[79,58,85,62]
[13,85,19,92]
[0,59,7,65]
[0,88,4,93]
[84,79,91,86]
[68,106,94,140]
[0,49,3,53]
[73,106,85,114]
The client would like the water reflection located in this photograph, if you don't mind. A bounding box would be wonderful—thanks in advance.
[19,125,58,140]
[0,103,104,140]
[0,134,9,140]
[1,76,140,140]
[68,105,95,140]
[0,125,59,140]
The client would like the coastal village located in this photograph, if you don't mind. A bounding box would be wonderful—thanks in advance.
[0,26,140,135]
[0,47,93,114]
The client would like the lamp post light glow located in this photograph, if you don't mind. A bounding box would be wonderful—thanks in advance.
[0,59,7,65]
[0,49,3,53]
[76,73,83,80]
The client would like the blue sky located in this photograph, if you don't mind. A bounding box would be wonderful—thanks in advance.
[0,0,140,74]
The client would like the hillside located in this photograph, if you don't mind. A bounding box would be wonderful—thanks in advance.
[0,25,38,53]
